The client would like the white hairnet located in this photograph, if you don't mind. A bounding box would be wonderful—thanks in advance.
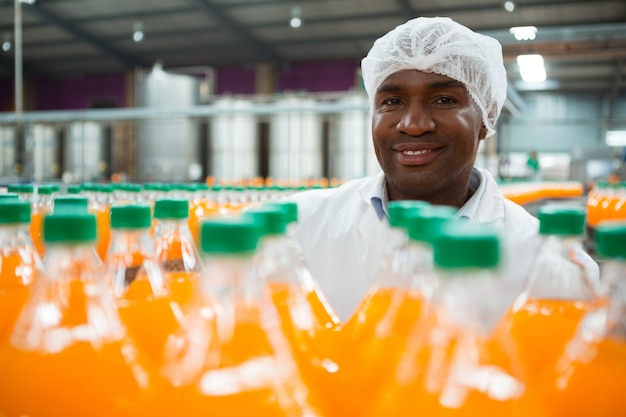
[361,16,508,138]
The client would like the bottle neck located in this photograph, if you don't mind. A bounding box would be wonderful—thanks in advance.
[201,252,264,305]
[43,242,103,282]
[523,234,598,302]
[434,267,512,336]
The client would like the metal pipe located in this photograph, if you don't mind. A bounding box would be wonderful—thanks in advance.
[14,0,22,114]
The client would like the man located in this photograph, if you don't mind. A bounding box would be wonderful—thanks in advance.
[287,17,591,321]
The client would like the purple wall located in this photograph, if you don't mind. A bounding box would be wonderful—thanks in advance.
[278,60,360,93]
[215,66,255,95]
[0,60,362,111]
[34,73,126,110]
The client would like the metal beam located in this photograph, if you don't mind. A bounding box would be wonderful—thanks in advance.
[21,2,145,69]
[189,0,281,62]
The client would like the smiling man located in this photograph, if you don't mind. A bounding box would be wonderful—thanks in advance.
[286,17,560,321]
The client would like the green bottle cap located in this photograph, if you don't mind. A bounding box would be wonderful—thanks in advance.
[538,205,585,236]
[8,184,34,194]
[201,218,260,254]
[433,222,500,269]
[43,212,97,243]
[405,205,458,244]
[0,193,19,200]
[66,185,82,194]
[110,205,152,229]
[153,199,189,220]
[243,206,288,236]
[263,201,298,224]
[0,200,31,224]
[37,184,55,195]
[53,196,89,213]
[388,200,431,228]
[595,223,626,259]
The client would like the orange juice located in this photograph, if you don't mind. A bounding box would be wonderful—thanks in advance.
[0,286,31,342]
[0,278,147,417]
[544,336,626,417]
[330,287,424,417]
[93,204,111,261]
[117,281,185,367]
[140,300,314,417]
[0,337,145,417]
[29,207,51,256]
[368,305,544,417]
[497,298,592,381]
[268,281,340,415]
[0,247,41,340]
[0,206,41,341]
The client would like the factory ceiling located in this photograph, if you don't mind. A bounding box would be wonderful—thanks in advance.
[0,0,625,97]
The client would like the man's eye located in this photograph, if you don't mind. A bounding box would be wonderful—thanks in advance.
[383,97,402,105]
[435,96,455,104]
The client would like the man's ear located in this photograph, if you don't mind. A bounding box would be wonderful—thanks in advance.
[479,124,488,140]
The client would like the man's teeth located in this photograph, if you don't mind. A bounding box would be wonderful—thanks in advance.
[403,149,431,155]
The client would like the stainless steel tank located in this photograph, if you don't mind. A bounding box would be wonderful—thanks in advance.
[269,95,323,182]
[28,124,60,182]
[0,126,16,178]
[210,96,258,181]
[64,121,108,183]
[136,65,202,182]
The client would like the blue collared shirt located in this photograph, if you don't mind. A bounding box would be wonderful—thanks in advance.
[370,167,486,221]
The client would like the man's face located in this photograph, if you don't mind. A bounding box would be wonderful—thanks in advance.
[372,70,488,206]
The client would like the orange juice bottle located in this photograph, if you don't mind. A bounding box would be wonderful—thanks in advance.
[496,205,600,385]
[30,184,55,257]
[243,204,340,416]
[586,180,604,229]
[140,218,323,417]
[153,198,203,311]
[369,222,545,417]
[332,204,453,417]
[0,211,149,417]
[542,222,626,416]
[105,204,188,370]
[0,200,43,342]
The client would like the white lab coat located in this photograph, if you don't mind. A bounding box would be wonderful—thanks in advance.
[287,167,590,321]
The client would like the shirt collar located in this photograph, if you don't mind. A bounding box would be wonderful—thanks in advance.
[369,167,485,220]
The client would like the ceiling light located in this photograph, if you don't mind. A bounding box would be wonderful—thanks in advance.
[504,1,515,12]
[290,6,302,29]
[133,21,144,42]
[517,54,546,82]
[19,0,36,4]
[510,26,537,41]
[2,34,10,52]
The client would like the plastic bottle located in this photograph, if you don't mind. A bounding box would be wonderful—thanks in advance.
[0,211,149,417]
[30,184,55,257]
[0,200,43,342]
[244,204,339,416]
[496,205,600,384]
[153,198,203,311]
[369,221,544,417]
[542,222,626,416]
[106,204,188,368]
[335,205,454,417]
[141,217,322,417]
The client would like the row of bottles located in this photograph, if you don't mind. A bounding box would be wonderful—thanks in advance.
[0,188,624,416]
[586,180,626,227]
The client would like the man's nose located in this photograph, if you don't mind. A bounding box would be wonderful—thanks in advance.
[396,102,436,135]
